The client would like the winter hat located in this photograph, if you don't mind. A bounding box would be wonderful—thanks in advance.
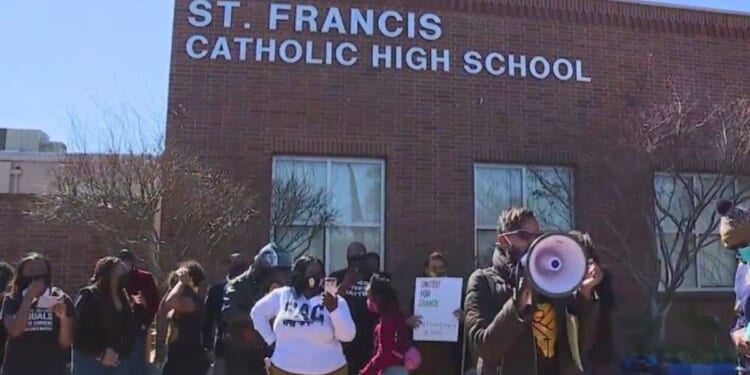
[716,199,750,250]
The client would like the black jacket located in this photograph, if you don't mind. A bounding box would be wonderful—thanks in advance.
[73,286,136,358]
[203,280,227,356]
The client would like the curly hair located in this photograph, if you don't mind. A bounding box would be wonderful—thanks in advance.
[289,255,324,296]
[177,260,206,287]
[498,207,536,233]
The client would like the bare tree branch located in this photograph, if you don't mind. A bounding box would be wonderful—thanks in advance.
[528,85,750,351]
[270,169,338,260]
[28,142,256,279]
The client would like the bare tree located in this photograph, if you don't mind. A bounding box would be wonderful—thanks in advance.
[28,106,257,279]
[30,148,257,279]
[528,85,750,350]
[270,170,338,259]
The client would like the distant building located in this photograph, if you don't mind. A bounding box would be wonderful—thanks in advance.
[0,128,66,194]
[0,128,66,154]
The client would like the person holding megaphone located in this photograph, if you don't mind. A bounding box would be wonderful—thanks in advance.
[464,207,602,375]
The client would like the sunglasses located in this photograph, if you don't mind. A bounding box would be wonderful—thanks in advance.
[504,230,541,241]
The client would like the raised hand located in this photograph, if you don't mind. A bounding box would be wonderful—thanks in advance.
[322,292,338,313]
[25,279,46,301]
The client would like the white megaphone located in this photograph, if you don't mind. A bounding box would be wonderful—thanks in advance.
[519,233,588,298]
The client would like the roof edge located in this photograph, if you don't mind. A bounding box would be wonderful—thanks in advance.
[358,0,750,39]
[611,0,750,17]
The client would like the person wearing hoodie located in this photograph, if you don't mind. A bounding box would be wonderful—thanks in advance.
[464,207,601,375]
[250,255,355,375]
[221,243,292,375]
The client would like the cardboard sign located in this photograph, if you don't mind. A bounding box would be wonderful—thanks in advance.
[412,277,463,342]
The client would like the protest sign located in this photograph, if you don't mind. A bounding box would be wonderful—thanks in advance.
[412,277,463,342]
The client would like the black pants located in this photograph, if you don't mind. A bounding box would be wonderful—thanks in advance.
[224,347,266,375]
[162,345,210,375]
[344,342,372,375]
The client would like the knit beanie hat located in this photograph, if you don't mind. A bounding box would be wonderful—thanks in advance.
[716,199,750,250]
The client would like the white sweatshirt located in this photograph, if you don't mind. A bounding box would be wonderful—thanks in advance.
[250,286,357,375]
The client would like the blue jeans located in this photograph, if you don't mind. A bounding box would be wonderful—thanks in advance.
[71,350,130,375]
[126,334,147,375]
[382,366,409,375]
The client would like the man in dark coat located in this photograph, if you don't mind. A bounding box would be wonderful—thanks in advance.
[464,207,601,375]
[221,243,292,375]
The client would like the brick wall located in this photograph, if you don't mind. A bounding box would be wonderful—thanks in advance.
[165,0,750,352]
[0,194,106,294]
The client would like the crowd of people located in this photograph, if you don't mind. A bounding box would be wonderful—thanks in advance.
[0,206,655,375]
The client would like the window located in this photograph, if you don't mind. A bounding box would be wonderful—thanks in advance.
[474,164,574,268]
[654,173,745,291]
[271,156,385,273]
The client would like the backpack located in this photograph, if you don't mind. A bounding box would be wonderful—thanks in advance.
[390,315,422,371]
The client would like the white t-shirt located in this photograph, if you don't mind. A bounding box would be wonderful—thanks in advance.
[250,286,356,375]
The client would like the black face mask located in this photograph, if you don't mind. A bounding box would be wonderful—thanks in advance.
[347,255,364,270]
[228,265,246,279]
[19,274,50,291]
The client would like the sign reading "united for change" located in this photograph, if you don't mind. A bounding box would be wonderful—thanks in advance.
[412,277,463,342]
[184,0,592,82]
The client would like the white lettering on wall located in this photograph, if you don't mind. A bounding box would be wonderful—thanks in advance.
[321,7,346,34]
[461,51,590,82]
[217,1,240,28]
[269,3,292,30]
[182,0,592,82]
[529,56,550,79]
[186,35,209,59]
[188,0,212,28]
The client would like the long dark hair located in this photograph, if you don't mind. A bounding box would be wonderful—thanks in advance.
[289,255,324,296]
[368,273,400,314]
[90,256,130,309]
[569,231,616,364]
[12,252,52,294]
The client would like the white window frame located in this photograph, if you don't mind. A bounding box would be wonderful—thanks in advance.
[473,163,575,267]
[654,172,740,293]
[271,155,386,274]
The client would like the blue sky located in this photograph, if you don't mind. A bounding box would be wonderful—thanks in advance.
[1,0,748,152]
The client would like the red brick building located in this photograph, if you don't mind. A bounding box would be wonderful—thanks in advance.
[164,0,750,349]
